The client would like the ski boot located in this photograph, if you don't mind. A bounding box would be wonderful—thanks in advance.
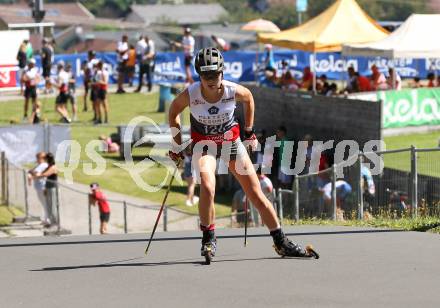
[273,235,319,259]
[201,230,217,265]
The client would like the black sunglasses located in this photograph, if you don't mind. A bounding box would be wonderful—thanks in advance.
[200,71,221,81]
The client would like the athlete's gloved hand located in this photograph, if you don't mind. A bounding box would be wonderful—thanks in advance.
[168,150,184,165]
[243,129,258,151]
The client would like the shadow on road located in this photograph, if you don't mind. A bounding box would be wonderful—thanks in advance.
[0,229,404,249]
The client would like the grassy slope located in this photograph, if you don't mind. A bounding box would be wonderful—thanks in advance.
[0,93,230,216]
[0,205,23,226]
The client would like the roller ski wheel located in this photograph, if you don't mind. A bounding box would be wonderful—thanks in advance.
[203,245,214,265]
[273,237,319,259]
[201,229,216,265]
[305,245,320,259]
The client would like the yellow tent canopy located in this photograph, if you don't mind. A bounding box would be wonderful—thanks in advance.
[257,0,389,52]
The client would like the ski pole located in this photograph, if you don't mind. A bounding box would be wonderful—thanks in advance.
[145,161,180,255]
[244,145,252,247]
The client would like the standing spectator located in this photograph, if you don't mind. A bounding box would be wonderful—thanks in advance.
[53,61,71,123]
[95,61,109,124]
[24,39,33,62]
[34,153,58,228]
[90,62,99,122]
[300,66,314,91]
[27,152,50,227]
[370,65,387,90]
[211,35,230,51]
[387,68,401,90]
[82,50,98,112]
[21,58,40,122]
[344,66,357,93]
[135,35,147,66]
[182,147,198,207]
[356,72,372,92]
[276,126,292,189]
[41,38,54,94]
[427,72,435,88]
[171,27,195,84]
[66,63,77,121]
[116,34,129,94]
[16,41,27,94]
[30,100,42,124]
[135,36,155,93]
[126,44,136,87]
[89,183,111,234]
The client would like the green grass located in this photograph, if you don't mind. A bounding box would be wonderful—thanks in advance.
[0,92,229,216]
[283,216,440,233]
[0,205,23,226]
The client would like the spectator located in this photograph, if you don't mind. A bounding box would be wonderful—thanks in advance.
[370,65,387,90]
[276,126,292,189]
[182,147,198,207]
[171,27,195,84]
[53,61,71,123]
[263,44,276,74]
[280,71,299,92]
[89,183,111,234]
[34,153,58,228]
[344,66,357,93]
[412,77,422,88]
[95,61,109,124]
[24,39,33,62]
[361,165,375,210]
[126,44,136,87]
[321,180,352,221]
[99,135,119,153]
[135,35,147,66]
[30,100,42,124]
[90,61,99,122]
[21,58,40,122]
[300,66,314,91]
[427,72,435,88]
[66,63,77,122]
[317,74,330,95]
[116,34,129,94]
[437,75,440,87]
[355,72,372,92]
[27,152,50,227]
[387,68,401,90]
[41,38,54,94]
[82,50,98,112]
[16,41,27,94]
[325,83,338,96]
[135,36,155,93]
[211,35,230,51]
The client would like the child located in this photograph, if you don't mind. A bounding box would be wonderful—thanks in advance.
[89,183,111,234]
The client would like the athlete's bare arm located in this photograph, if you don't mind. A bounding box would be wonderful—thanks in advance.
[169,89,190,147]
[235,85,254,130]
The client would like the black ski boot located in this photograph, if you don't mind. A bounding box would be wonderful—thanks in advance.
[271,229,319,259]
[201,230,217,265]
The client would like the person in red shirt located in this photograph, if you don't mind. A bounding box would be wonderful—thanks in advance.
[356,72,372,92]
[89,183,111,234]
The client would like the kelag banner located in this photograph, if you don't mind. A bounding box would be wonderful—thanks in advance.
[348,88,440,129]
[7,50,440,88]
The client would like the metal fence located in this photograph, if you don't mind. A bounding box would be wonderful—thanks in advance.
[274,146,440,222]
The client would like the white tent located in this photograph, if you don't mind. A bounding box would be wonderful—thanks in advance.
[342,14,440,59]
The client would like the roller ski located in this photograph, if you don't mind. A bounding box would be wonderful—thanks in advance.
[271,230,319,259]
[201,229,217,265]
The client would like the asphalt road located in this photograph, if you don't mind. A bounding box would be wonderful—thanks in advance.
[0,226,439,308]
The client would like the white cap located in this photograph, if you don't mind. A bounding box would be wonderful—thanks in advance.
[29,58,36,64]
[264,44,273,50]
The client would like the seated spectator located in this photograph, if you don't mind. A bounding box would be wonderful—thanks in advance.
[300,66,314,90]
[356,72,372,92]
[344,66,358,93]
[427,72,435,87]
[280,71,299,92]
[99,135,120,153]
[387,68,401,90]
[325,83,338,96]
[412,77,422,88]
[321,180,352,221]
[317,74,330,95]
[370,65,388,90]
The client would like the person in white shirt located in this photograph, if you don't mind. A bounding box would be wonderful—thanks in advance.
[135,35,147,66]
[27,152,50,227]
[116,34,129,93]
[172,27,195,84]
[135,36,155,92]
[53,61,71,123]
[82,50,98,112]
[21,58,40,122]
[387,68,402,90]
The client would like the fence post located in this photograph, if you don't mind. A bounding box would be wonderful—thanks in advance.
[88,197,92,235]
[5,158,9,206]
[331,165,337,221]
[357,154,364,220]
[411,146,418,218]
[163,205,168,232]
[293,177,299,222]
[22,170,29,219]
[123,201,128,234]
[55,184,61,233]
[1,151,5,204]
[277,188,284,225]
